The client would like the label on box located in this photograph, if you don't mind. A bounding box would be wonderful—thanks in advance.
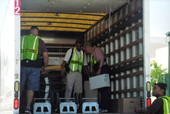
[118,98,140,113]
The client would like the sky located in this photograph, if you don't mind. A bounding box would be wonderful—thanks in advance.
[149,0,170,37]
[149,0,170,69]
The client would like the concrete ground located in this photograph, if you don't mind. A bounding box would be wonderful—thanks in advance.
[19,112,142,114]
[51,109,141,114]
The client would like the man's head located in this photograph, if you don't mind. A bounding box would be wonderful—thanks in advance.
[152,82,167,97]
[83,42,93,54]
[30,26,39,36]
[75,39,83,52]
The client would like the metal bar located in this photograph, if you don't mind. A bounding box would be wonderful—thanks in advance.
[21,21,93,25]
[105,39,143,57]
[21,16,99,21]
[111,71,143,80]
[111,87,144,94]
[21,11,106,16]
[22,25,87,30]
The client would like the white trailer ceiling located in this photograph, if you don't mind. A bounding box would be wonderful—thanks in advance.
[21,0,128,32]
[22,0,127,13]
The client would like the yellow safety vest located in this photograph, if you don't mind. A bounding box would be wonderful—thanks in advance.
[159,96,170,114]
[21,34,40,60]
[69,48,84,72]
[90,53,97,65]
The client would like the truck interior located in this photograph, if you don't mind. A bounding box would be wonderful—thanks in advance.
[21,0,145,113]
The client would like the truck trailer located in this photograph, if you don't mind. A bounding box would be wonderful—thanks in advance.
[0,0,157,113]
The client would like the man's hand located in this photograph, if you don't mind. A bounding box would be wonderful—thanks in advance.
[41,67,46,74]
[88,72,93,77]
[96,68,101,75]
[61,69,66,77]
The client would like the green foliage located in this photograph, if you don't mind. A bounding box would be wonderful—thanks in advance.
[150,60,167,88]
[166,31,170,37]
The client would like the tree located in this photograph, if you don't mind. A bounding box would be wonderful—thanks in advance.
[150,60,167,88]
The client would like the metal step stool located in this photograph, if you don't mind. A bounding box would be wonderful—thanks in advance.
[33,102,51,114]
[59,98,77,113]
[60,102,77,113]
[82,98,99,113]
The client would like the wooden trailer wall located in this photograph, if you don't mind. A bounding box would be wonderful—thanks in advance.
[84,0,144,110]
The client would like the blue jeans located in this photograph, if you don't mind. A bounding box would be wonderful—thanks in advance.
[21,66,41,91]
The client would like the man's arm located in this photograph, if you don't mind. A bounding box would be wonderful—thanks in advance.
[41,52,48,74]
[135,98,163,114]
[39,39,49,67]
[61,60,67,77]
[96,58,104,75]
[95,48,104,75]
[60,49,72,77]
[43,52,49,67]
[147,98,163,113]
[61,60,66,69]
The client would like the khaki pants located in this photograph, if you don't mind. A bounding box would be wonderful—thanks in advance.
[65,71,82,99]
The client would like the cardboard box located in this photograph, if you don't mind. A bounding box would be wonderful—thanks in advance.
[89,74,110,90]
[118,98,140,113]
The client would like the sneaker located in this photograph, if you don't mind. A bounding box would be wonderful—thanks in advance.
[24,107,31,114]
[103,109,108,112]
[100,109,108,113]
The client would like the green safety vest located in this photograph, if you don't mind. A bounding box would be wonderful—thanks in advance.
[159,96,170,114]
[89,53,98,73]
[69,48,84,72]
[21,34,40,60]
[90,53,97,65]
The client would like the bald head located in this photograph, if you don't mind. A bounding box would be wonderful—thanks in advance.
[30,26,39,36]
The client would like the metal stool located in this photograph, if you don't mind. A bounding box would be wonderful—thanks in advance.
[82,98,99,113]
[33,98,51,114]
[33,102,51,114]
[59,98,77,113]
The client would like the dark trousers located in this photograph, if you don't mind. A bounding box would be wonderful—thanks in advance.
[98,87,110,110]
[99,64,111,110]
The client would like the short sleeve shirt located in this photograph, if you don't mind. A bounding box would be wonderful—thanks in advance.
[147,98,163,114]
[93,47,104,62]
[37,39,48,59]
[64,48,87,66]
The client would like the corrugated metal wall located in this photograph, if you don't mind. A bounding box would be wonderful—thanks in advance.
[84,0,143,101]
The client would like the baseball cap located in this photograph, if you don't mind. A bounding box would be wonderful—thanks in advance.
[155,82,167,90]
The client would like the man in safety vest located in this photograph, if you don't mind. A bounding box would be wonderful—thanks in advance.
[135,82,170,114]
[21,26,49,114]
[61,39,88,107]
[83,42,110,113]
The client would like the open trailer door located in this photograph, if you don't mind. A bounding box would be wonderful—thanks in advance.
[143,0,151,108]
[0,0,21,113]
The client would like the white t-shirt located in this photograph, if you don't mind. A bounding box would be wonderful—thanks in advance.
[64,47,87,66]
